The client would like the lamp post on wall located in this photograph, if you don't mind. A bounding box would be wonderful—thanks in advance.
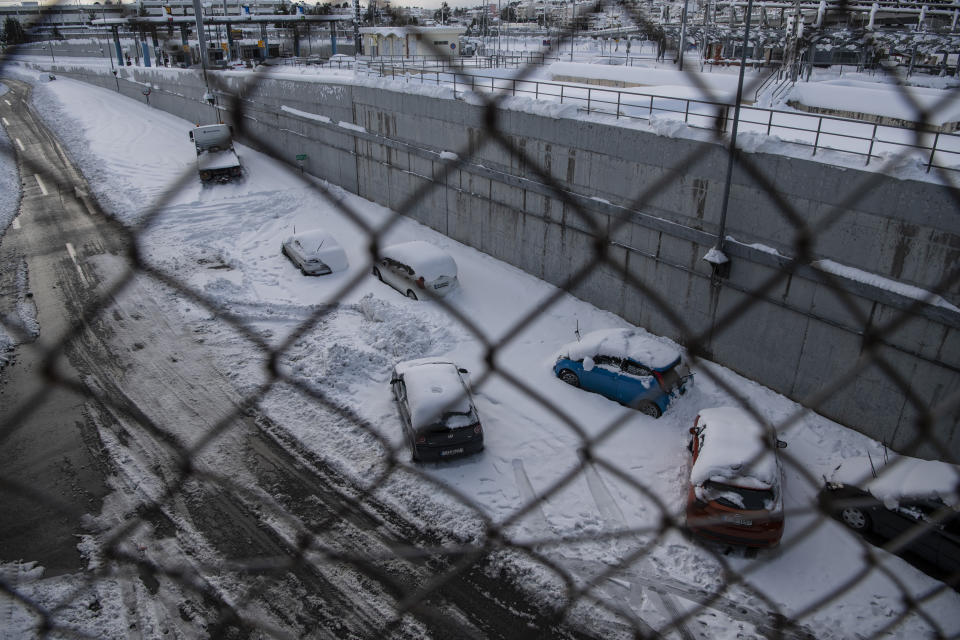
[716,0,755,259]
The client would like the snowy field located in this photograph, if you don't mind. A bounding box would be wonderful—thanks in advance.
[1,67,959,638]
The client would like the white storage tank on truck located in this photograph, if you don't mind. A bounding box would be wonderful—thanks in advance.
[188,124,243,183]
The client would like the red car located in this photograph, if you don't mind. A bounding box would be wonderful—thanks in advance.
[686,407,787,548]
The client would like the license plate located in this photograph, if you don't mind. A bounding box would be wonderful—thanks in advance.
[440,447,463,456]
[722,515,752,526]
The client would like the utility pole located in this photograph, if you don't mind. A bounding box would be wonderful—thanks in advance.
[716,0,755,258]
[678,0,689,70]
[784,0,802,81]
[353,0,361,53]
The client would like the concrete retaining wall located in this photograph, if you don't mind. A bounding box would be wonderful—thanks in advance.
[42,63,960,459]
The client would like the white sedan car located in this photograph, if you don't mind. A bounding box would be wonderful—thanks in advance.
[281,228,349,276]
[373,241,458,300]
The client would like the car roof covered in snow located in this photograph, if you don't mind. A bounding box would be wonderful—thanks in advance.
[382,241,457,282]
[691,406,779,490]
[829,455,959,508]
[284,228,348,272]
[557,328,680,371]
[394,358,473,429]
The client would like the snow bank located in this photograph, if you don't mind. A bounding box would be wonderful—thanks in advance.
[557,327,679,370]
[547,62,745,98]
[280,104,331,124]
[790,80,960,127]
[691,406,779,490]
[382,241,457,281]
[813,259,960,312]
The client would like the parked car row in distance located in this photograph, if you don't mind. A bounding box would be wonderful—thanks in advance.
[281,232,460,302]
[280,228,957,583]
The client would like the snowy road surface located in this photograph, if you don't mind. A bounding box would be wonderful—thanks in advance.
[0,67,958,639]
[0,78,594,639]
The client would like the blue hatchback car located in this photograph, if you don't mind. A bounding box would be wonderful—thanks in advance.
[553,328,693,417]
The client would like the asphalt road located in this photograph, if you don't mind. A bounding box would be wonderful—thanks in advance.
[0,78,598,639]
[0,78,113,576]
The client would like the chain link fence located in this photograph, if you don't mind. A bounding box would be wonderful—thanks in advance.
[2,1,959,638]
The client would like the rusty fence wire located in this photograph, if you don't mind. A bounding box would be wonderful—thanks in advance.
[1,1,959,638]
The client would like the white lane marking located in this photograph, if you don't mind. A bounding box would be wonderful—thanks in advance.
[34,174,48,195]
[3,99,11,106]
[15,138,25,151]
[12,217,20,230]
[2,117,9,126]
[65,243,89,286]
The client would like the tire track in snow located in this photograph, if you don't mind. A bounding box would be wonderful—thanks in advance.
[512,458,551,536]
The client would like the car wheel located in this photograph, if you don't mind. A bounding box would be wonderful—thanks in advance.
[638,401,662,418]
[840,507,871,531]
[558,369,580,387]
[406,289,418,301]
[373,266,383,281]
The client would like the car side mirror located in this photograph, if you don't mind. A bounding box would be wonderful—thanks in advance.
[458,368,468,374]
[776,439,788,449]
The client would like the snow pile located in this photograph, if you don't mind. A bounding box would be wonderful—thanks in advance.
[1,260,40,369]
[736,130,781,153]
[547,62,744,98]
[0,92,20,234]
[338,120,366,133]
[702,247,729,265]
[382,241,457,281]
[813,259,960,312]
[690,406,779,490]
[280,105,332,124]
[557,327,679,370]
[1,560,128,639]
[283,294,458,395]
[439,150,459,161]
[648,114,689,138]
[791,80,960,127]
[830,455,960,507]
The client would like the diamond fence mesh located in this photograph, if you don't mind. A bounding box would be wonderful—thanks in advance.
[1,1,960,638]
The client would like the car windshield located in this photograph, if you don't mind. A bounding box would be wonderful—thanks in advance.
[702,480,775,511]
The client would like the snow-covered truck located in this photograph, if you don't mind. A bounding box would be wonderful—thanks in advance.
[188,124,242,183]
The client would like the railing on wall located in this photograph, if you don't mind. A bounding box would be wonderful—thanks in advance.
[364,64,960,174]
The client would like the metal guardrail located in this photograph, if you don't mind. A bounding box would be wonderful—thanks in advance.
[366,63,960,174]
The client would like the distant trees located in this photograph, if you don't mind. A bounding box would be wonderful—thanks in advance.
[433,1,450,23]
[2,17,27,45]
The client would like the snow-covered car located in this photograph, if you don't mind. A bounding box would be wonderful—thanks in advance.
[373,241,458,300]
[686,407,787,548]
[281,228,349,275]
[552,328,692,417]
[390,358,484,462]
[819,455,960,576]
